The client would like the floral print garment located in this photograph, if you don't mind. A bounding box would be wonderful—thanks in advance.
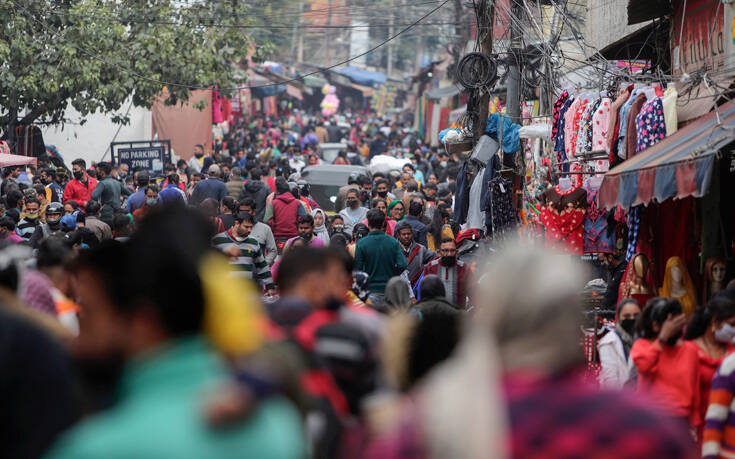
[635,98,666,154]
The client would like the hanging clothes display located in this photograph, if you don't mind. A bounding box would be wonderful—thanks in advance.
[625,206,641,262]
[539,185,587,255]
[625,93,648,159]
[634,98,666,154]
[485,175,516,238]
[583,185,615,254]
[554,99,574,169]
[465,167,487,231]
[551,90,569,140]
[662,86,678,136]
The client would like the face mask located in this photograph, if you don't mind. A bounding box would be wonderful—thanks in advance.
[25,212,38,220]
[146,198,158,206]
[440,161,448,168]
[377,190,388,198]
[346,199,358,207]
[47,217,61,227]
[332,225,344,233]
[195,153,204,159]
[715,323,735,344]
[620,318,636,335]
[440,255,456,267]
[73,170,84,180]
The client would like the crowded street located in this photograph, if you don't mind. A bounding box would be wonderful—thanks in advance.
[1,0,735,458]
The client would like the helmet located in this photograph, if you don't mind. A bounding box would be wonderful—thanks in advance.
[46,202,63,216]
[297,180,310,197]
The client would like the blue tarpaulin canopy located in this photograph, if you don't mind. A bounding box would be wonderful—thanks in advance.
[334,66,387,87]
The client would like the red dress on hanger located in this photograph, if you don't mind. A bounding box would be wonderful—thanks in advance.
[540,185,587,255]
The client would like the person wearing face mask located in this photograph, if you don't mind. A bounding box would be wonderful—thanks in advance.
[90,162,132,226]
[62,158,98,207]
[339,189,368,237]
[30,202,65,248]
[418,237,474,309]
[683,293,735,441]
[187,144,209,173]
[132,186,160,225]
[598,298,642,389]
[631,297,702,430]
[40,167,64,203]
[17,197,42,240]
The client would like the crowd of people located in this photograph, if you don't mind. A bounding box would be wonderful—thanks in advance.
[0,110,733,458]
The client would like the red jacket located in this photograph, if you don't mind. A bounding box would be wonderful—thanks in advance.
[270,192,301,239]
[421,258,475,309]
[62,177,98,206]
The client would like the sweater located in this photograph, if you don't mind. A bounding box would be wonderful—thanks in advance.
[91,177,132,224]
[190,178,227,207]
[212,229,275,290]
[703,352,735,459]
[354,230,407,294]
[46,338,305,459]
[249,222,278,266]
[631,338,701,426]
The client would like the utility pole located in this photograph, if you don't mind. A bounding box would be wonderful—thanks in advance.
[415,5,423,74]
[290,1,303,66]
[325,0,333,66]
[506,0,523,124]
[387,0,395,77]
[473,0,495,143]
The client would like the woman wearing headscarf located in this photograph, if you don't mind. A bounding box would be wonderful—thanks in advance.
[311,208,330,245]
[387,200,405,222]
[382,277,413,313]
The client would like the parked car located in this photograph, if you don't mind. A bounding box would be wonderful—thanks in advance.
[299,164,368,213]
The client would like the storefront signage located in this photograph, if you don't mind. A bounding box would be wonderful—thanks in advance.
[672,0,725,74]
[724,0,735,77]
[111,140,171,175]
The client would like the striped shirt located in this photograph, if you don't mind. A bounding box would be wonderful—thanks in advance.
[212,229,275,291]
[704,353,735,459]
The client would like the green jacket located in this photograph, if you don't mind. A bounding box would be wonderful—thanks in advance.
[354,230,407,294]
[45,337,305,459]
[90,177,131,223]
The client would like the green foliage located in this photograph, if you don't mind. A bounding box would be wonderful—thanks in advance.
[0,0,258,138]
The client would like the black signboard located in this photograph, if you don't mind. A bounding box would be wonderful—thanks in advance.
[111,140,171,175]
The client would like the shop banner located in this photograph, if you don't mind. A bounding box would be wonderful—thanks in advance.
[671,0,725,75]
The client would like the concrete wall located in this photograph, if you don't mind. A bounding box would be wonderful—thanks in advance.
[42,100,152,168]
[586,0,652,52]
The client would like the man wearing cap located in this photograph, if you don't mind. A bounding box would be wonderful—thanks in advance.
[190,164,227,207]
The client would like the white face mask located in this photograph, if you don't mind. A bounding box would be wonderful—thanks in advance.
[715,323,735,344]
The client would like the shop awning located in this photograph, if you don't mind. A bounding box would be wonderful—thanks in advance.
[425,85,461,101]
[302,74,328,88]
[350,83,374,97]
[0,153,37,168]
[599,102,735,210]
[334,66,386,87]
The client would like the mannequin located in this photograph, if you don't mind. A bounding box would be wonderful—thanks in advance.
[659,256,698,316]
[703,257,728,303]
[622,253,655,306]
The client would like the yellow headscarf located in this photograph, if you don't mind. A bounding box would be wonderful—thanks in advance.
[659,256,698,316]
